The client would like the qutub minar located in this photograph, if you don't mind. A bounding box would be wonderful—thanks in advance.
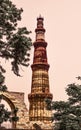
[0,16,53,129]
[28,16,53,122]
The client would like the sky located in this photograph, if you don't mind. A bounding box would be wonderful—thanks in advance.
[3,0,81,108]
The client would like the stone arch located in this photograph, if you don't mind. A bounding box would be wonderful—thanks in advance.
[0,94,16,128]
[1,94,15,110]
[0,91,29,129]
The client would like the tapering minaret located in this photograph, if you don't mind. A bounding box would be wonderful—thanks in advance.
[28,16,53,122]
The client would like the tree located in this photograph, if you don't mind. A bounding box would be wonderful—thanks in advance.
[0,0,32,128]
[46,78,81,130]
[0,0,32,76]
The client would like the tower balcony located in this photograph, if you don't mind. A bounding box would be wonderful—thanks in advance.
[31,63,50,71]
[28,93,53,100]
[33,41,47,48]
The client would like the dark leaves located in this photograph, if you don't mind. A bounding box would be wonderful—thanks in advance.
[45,98,52,110]
[0,105,19,125]
[48,79,81,130]
[0,0,32,76]
[0,85,7,92]
[8,27,32,76]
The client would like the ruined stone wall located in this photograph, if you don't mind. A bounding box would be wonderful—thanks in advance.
[0,91,29,129]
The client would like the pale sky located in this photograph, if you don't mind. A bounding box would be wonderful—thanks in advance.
[3,0,81,108]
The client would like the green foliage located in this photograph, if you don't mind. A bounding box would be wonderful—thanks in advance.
[0,104,19,127]
[45,98,52,110]
[46,79,81,130]
[0,0,32,127]
[0,72,7,92]
[0,104,11,124]
[0,0,32,76]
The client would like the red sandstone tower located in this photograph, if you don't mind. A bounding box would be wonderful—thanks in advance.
[28,16,53,122]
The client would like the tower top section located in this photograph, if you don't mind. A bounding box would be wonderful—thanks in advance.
[35,16,46,42]
[37,14,44,21]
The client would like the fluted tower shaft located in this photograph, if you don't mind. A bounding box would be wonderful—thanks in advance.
[28,16,53,122]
